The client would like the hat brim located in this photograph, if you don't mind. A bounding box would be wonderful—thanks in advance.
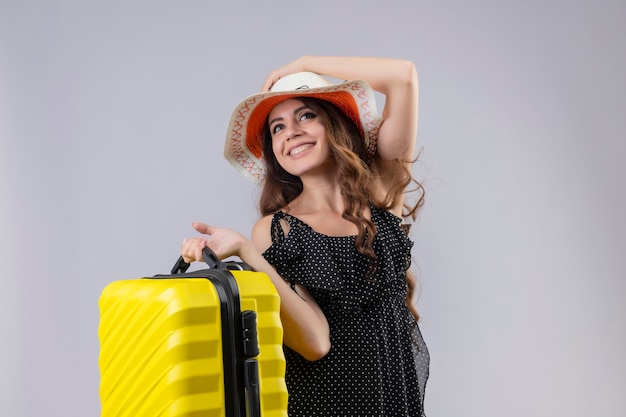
[224,80,380,185]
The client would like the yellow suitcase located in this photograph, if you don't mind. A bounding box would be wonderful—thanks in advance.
[98,247,288,417]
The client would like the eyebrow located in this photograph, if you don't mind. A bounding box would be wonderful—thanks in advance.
[268,104,310,127]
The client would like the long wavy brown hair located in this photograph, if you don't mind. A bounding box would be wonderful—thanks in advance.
[259,97,425,320]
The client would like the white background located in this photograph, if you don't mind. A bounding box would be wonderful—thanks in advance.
[1,1,624,416]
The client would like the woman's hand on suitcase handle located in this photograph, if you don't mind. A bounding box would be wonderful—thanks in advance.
[181,222,249,263]
[180,236,208,264]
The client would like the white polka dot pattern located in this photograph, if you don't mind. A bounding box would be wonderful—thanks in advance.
[263,205,429,416]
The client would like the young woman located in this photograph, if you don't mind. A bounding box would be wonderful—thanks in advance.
[181,56,429,416]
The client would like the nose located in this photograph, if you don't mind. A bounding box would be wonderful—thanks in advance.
[283,119,303,142]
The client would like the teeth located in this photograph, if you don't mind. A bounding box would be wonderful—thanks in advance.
[290,144,313,155]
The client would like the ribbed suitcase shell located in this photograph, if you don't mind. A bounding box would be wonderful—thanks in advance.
[98,270,288,417]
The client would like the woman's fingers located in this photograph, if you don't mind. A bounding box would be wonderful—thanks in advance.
[180,236,208,263]
[182,222,217,264]
[261,57,309,92]
[194,238,206,263]
[183,224,247,262]
[192,222,213,235]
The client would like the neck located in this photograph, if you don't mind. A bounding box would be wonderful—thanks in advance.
[289,176,346,215]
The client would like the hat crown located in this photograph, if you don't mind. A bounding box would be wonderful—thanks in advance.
[270,72,333,93]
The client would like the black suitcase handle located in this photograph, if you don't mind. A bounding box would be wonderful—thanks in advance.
[171,246,251,274]
[165,246,260,417]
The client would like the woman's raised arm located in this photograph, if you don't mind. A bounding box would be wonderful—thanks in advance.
[262,55,419,162]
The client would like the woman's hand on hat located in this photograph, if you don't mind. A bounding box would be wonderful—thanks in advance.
[180,223,249,263]
[261,55,311,92]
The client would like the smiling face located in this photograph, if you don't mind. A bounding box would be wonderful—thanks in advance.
[267,98,334,179]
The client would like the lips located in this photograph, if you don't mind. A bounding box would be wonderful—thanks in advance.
[288,143,314,156]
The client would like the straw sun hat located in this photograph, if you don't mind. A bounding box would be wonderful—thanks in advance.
[224,71,382,185]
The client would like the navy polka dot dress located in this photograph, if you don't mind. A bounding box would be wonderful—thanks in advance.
[262,205,429,416]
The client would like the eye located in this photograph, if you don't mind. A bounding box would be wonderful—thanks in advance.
[299,111,317,121]
[271,123,285,134]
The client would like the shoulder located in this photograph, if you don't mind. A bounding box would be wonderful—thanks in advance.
[251,214,275,254]
[252,210,295,253]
